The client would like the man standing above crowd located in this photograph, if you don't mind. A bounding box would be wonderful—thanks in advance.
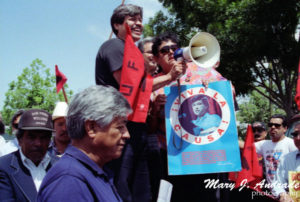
[0,109,57,202]
[95,4,186,202]
[48,101,70,156]
[255,114,297,191]
[272,121,300,202]
[38,85,131,202]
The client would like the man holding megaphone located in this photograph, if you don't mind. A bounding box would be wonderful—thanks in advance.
[149,32,230,202]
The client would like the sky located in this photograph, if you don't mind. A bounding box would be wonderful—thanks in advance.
[0,0,165,110]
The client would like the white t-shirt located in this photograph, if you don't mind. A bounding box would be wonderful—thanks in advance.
[255,136,297,184]
[0,136,6,147]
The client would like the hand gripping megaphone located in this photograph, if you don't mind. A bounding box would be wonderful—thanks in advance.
[174,32,220,72]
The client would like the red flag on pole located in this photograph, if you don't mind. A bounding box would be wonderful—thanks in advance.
[119,24,153,123]
[231,125,263,191]
[295,57,300,110]
[55,65,67,94]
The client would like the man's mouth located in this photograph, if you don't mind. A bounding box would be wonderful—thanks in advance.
[131,27,142,35]
[254,134,260,138]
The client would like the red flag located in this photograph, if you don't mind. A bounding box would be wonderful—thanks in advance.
[119,24,153,123]
[128,74,153,122]
[55,65,67,94]
[234,125,263,191]
[295,57,300,110]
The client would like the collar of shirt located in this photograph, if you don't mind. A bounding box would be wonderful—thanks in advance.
[19,149,51,170]
[65,145,122,201]
[48,139,60,156]
[19,149,51,191]
[65,145,108,178]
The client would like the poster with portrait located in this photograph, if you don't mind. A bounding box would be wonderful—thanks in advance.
[164,80,241,175]
[289,171,300,201]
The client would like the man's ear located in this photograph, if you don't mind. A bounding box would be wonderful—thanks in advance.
[113,23,122,35]
[85,120,97,138]
[113,23,118,32]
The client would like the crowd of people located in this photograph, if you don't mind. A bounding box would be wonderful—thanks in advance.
[0,3,299,202]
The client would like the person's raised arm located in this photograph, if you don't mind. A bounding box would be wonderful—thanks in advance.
[152,60,187,92]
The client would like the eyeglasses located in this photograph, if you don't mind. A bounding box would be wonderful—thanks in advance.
[291,131,300,138]
[268,123,282,128]
[159,45,178,54]
[253,127,265,133]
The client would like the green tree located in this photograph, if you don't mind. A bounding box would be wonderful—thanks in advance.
[1,58,73,132]
[236,88,285,139]
[145,0,300,119]
[237,88,285,124]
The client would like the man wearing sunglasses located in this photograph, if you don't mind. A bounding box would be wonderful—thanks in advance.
[255,114,297,196]
[252,121,268,142]
[272,121,300,202]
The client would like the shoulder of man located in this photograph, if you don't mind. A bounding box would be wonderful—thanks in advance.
[101,38,124,49]
[0,151,19,170]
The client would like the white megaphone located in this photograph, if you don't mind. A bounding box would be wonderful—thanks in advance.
[174,32,220,74]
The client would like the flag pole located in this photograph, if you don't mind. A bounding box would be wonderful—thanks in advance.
[108,0,126,39]
[62,87,68,104]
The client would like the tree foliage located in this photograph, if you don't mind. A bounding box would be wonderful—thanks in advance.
[237,88,285,124]
[1,59,73,129]
[145,0,300,118]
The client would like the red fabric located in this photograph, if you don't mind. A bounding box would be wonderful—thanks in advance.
[295,57,300,110]
[119,24,153,123]
[128,74,153,122]
[55,65,67,94]
[233,125,263,191]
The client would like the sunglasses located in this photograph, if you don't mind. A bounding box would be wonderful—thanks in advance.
[253,127,265,133]
[159,45,178,54]
[268,123,282,128]
[291,131,300,138]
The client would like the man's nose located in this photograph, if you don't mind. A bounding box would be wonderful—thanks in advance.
[122,130,130,140]
[33,138,42,146]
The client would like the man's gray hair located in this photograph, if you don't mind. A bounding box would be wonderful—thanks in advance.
[137,37,154,53]
[110,4,143,35]
[67,85,131,139]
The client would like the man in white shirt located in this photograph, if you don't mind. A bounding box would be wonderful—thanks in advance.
[0,109,24,157]
[0,109,57,202]
[255,114,297,190]
[0,120,6,146]
[48,102,70,156]
[272,121,300,202]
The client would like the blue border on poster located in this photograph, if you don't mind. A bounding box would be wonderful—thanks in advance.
[164,80,241,175]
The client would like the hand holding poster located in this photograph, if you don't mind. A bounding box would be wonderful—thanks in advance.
[164,80,241,175]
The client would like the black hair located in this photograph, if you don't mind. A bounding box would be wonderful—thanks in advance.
[11,109,25,129]
[110,4,143,36]
[0,120,5,134]
[152,32,180,57]
[270,114,287,127]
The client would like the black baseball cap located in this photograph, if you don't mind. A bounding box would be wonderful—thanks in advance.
[18,109,55,131]
[251,121,266,130]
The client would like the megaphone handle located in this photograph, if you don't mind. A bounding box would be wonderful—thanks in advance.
[172,79,183,150]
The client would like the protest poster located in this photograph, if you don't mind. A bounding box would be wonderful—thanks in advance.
[164,80,241,175]
[289,171,300,201]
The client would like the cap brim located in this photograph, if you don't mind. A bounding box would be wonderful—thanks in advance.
[52,116,66,121]
[20,127,55,132]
